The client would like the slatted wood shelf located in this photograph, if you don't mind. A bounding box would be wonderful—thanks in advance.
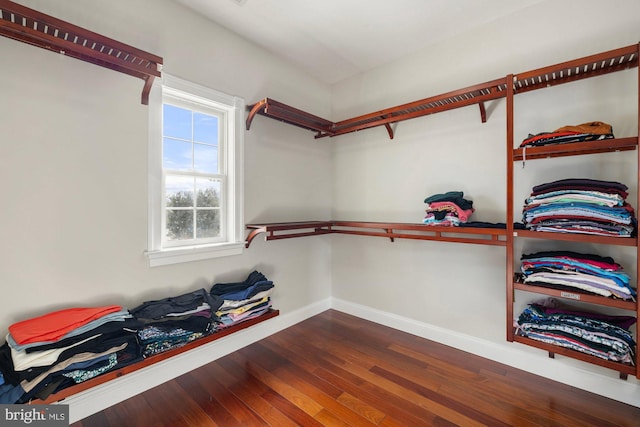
[36,309,279,404]
[513,278,637,311]
[513,137,638,161]
[0,0,162,104]
[512,229,638,246]
[512,44,638,94]
[246,78,508,139]
[245,220,507,247]
[512,333,636,378]
[246,44,638,140]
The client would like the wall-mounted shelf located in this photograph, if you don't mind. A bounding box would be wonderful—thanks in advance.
[512,333,635,379]
[246,78,508,139]
[512,44,638,94]
[512,229,638,246]
[513,278,637,311]
[245,220,507,247]
[35,309,279,404]
[246,45,638,140]
[513,137,638,161]
[0,0,162,104]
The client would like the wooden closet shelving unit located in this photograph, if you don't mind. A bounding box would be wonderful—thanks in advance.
[0,0,162,104]
[246,43,640,379]
[505,43,640,379]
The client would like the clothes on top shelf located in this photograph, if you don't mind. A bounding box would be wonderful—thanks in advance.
[211,270,274,329]
[422,191,474,226]
[519,251,636,301]
[0,307,142,404]
[520,121,614,148]
[522,178,636,237]
[515,299,636,365]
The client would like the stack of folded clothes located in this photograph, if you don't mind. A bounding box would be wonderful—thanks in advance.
[0,305,142,403]
[522,178,636,237]
[210,271,274,329]
[515,300,636,365]
[519,251,635,301]
[422,191,474,226]
[520,121,614,148]
[130,288,221,358]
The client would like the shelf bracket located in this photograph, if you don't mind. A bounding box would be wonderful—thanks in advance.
[381,115,395,139]
[385,228,395,242]
[246,99,268,131]
[478,102,487,123]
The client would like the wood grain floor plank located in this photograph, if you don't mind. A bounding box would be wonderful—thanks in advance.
[71,310,640,427]
[228,351,325,418]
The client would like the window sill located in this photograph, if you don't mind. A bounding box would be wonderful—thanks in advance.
[146,242,244,267]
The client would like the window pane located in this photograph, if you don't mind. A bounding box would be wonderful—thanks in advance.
[166,175,194,207]
[196,178,221,207]
[166,209,193,241]
[163,104,192,140]
[194,112,218,145]
[196,209,220,238]
[194,143,218,174]
[163,138,193,170]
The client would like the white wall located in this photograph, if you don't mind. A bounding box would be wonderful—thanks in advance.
[3,0,640,417]
[0,0,333,413]
[331,0,640,404]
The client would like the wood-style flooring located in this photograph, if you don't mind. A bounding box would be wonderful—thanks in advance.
[72,310,640,426]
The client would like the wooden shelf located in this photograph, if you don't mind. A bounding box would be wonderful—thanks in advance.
[512,44,638,94]
[246,78,508,139]
[512,229,638,246]
[513,137,638,161]
[246,44,639,140]
[513,278,636,311]
[0,0,162,104]
[513,333,635,378]
[245,220,507,247]
[35,309,280,404]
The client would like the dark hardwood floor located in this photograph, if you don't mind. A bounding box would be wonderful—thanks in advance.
[73,310,640,426]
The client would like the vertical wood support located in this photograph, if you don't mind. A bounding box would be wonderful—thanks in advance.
[636,43,640,379]
[506,75,515,342]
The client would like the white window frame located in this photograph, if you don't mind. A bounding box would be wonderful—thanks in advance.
[146,74,244,267]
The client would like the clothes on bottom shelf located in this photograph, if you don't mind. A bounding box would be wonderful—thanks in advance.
[515,300,636,365]
[211,271,274,329]
[422,191,474,226]
[0,307,142,404]
[522,178,636,237]
[520,251,636,301]
[0,272,278,403]
[520,121,614,148]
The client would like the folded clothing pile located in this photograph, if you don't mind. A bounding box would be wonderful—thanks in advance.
[0,306,142,403]
[522,178,636,237]
[515,301,636,364]
[520,251,635,301]
[210,270,274,329]
[520,121,614,148]
[130,288,221,358]
[422,191,474,226]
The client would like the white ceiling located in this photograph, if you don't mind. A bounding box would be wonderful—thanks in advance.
[175,0,545,84]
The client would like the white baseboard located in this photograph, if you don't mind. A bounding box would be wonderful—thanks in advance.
[330,297,640,408]
[65,298,331,424]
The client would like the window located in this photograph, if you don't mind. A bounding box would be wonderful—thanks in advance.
[147,75,244,266]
